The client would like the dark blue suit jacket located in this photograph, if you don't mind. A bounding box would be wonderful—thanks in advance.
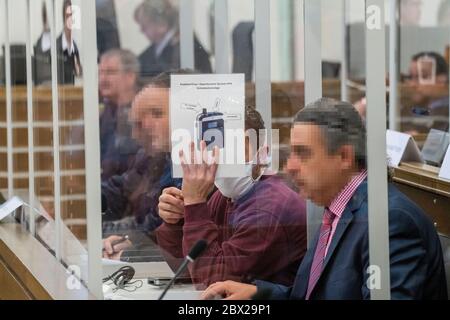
[256,181,448,299]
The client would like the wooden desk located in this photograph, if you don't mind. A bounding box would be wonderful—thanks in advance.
[392,162,450,237]
[0,222,94,300]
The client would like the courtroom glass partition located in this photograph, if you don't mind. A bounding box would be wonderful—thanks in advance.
[28,0,58,271]
[95,0,308,299]
[0,0,35,223]
[22,0,91,287]
[1,0,449,300]
[0,0,101,298]
[394,0,450,295]
[94,0,450,300]
[0,0,7,201]
[54,0,90,287]
[396,0,449,139]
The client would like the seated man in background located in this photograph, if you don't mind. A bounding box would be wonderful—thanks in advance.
[99,49,141,181]
[156,106,307,289]
[134,0,212,82]
[353,51,449,133]
[403,51,449,133]
[102,70,191,260]
[201,98,447,300]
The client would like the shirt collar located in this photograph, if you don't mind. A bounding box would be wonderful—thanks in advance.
[41,31,51,52]
[327,170,368,218]
[155,28,176,58]
[62,32,75,55]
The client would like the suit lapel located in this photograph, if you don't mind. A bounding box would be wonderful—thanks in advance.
[321,208,354,270]
[322,181,367,271]
[306,181,368,298]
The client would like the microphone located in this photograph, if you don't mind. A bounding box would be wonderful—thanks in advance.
[251,288,273,300]
[158,239,207,300]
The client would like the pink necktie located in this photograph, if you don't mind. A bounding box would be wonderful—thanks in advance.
[305,209,336,300]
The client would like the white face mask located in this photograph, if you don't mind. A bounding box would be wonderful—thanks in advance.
[214,146,271,200]
[214,162,256,201]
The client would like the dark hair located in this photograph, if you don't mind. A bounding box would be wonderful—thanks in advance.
[245,106,266,161]
[63,0,72,22]
[42,2,48,27]
[412,51,449,79]
[293,97,367,170]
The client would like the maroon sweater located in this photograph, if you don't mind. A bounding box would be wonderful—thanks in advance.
[156,175,307,289]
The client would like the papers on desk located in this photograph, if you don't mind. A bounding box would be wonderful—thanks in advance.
[103,281,202,300]
[0,196,23,222]
[386,130,424,167]
[439,146,450,180]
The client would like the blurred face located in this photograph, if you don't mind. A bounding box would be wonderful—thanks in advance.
[135,13,169,43]
[400,0,422,25]
[407,58,448,105]
[130,86,170,153]
[99,55,136,102]
[407,59,447,85]
[64,5,73,33]
[285,123,355,206]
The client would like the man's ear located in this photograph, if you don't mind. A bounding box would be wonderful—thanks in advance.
[339,145,355,170]
[127,73,137,86]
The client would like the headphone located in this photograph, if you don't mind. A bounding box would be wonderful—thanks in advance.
[103,266,143,292]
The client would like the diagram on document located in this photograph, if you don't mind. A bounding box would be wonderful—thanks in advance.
[180,98,242,151]
[170,74,245,178]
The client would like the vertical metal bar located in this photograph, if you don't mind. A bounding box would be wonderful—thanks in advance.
[26,0,36,236]
[179,0,194,69]
[341,0,349,101]
[80,0,103,299]
[389,0,399,131]
[279,0,294,81]
[365,0,391,300]
[49,0,62,261]
[4,0,13,199]
[214,0,230,73]
[292,0,304,81]
[304,0,324,248]
[304,0,322,102]
[254,0,272,128]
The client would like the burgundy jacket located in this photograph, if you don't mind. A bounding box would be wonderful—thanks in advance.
[156,175,307,289]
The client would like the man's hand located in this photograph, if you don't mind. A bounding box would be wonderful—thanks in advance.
[201,281,257,300]
[179,141,219,206]
[158,187,185,224]
[102,235,132,260]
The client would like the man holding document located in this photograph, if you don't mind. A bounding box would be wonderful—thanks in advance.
[156,106,307,289]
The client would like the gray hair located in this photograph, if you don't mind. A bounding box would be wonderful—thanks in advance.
[293,97,367,170]
[100,49,140,76]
